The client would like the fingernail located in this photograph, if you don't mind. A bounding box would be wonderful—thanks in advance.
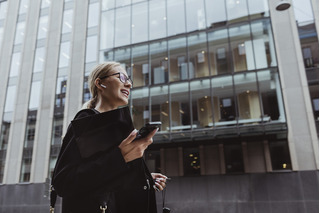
[131,129,138,135]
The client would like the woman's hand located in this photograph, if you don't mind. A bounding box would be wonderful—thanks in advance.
[151,173,168,191]
[119,128,158,163]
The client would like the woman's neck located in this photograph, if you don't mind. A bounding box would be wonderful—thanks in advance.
[94,100,117,113]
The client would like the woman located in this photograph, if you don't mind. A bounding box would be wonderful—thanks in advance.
[52,62,167,213]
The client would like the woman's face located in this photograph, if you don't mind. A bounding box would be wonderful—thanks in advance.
[99,66,132,108]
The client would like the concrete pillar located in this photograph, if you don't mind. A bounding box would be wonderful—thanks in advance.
[310,0,319,37]
[218,144,226,174]
[242,142,249,173]
[4,0,41,184]
[263,140,273,172]
[269,0,319,170]
[31,0,64,183]
[63,1,89,131]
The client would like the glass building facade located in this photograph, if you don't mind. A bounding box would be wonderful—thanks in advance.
[0,0,318,212]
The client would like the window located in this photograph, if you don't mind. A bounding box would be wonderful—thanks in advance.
[37,16,48,40]
[132,87,149,129]
[85,36,98,63]
[149,0,167,40]
[132,44,149,87]
[224,144,244,174]
[4,86,17,112]
[14,22,26,45]
[33,47,45,73]
[115,6,131,47]
[0,1,8,20]
[62,9,73,34]
[9,52,21,77]
[151,86,168,132]
[132,2,148,44]
[58,42,70,68]
[226,0,249,22]
[167,0,186,36]
[150,41,168,85]
[28,81,41,110]
[19,0,29,14]
[205,0,226,28]
[100,10,115,50]
[183,148,200,176]
[185,0,205,32]
[269,141,292,171]
[87,2,99,28]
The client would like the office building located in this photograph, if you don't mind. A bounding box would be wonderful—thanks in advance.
[0,0,318,212]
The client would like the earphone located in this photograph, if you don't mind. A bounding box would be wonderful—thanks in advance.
[100,84,107,88]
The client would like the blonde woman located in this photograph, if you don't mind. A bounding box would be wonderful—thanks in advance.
[52,62,167,213]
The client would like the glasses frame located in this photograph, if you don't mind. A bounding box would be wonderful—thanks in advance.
[100,72,133,85]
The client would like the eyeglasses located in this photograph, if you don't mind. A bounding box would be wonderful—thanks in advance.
[100,72,133,85]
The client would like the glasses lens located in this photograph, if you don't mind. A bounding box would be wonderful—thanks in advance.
[119,73,133,85]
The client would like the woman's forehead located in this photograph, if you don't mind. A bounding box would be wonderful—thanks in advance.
[113,66,127,75]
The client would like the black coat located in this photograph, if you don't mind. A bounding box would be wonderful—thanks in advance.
[51,107,157,213]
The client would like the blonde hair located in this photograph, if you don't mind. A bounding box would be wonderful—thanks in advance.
[85,62,121,109]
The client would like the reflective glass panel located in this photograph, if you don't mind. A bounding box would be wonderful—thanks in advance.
[212,76,236,126]
[88,2,99,28]
[116,0,131,7]
[132,2,148,44]
[168,37,187,82]
[0,27,3,50]
[150,85,168,132]
[14,22,26,45]
[170,82,191,130]
[132,87,149,128]
[205,0,227,28]
[185,0,205,32]
[86,36,98,63]
[114,47,131,75]
[132,44,149,87]
[248,0,269,18]
[150,41,168,85]
[191,79,212,129]
[33,47,45,73]
[28,81,41,110]
[188,32,209,78]
[37,16,48,40]
[62,9,73,34]
[0,1,8,20]
[59,41,70,68]
[149,0,166,40]
[102,0,115,10]
[208,29,231,75]
[257,70,285,122]
[226,0,249,22]
[115,6,131,47]
[19,0,29,14]
[234,72,261,123]
[41,0,51,9]
[100,10,115,49]
[4,86,17,113]
[167,0,186,36]
[229,24,254,72]
[10,52,21,77]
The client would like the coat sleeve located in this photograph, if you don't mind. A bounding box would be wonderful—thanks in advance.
[52,113,130,197]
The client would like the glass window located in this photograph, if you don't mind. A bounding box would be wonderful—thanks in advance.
[150,41,168,85]
[169,82,191,131]
[168,37,187,82]
[224,143,244,174]
[0,1,8,20]
[14,22,26,45]
[167,0,186,36]
[208,29,231,75]
[132,44,149,87]
[229,24,254,72]
[115,6,130,47]
[149,0,167,40]
[191,79,212,129]
[19,157,32,182]
[59,41,70,68]
[116,0,131,7]
[234,72,261,123]
[101,0,115,11]
[212,76,236,126]
[150,85,168,132]
[132,87,149,128]
[0,120,10,150]
[226,0,249,22]
[10,52,21,77]
[24,112,37,148]
[4,86,17,113]
[62,9,73,34]
[19,0,29,14]
[85,36,98,63]
[37,16,48,40]
[292,0,314,24]
[88,2,99,28]
[51,117,63,145]
[100,10,115,50]
[183,147,200,176]
[185,0,205,32]
[188,32,209,78]
[248,0,269,18]
[0,27,4,53]
[257,70,285,122]
[114,47,131,69]
[28,81,41,110]
[33,47,45,73]
[269,141,292,171]
[205,0,227,28]
[132,2,148,44]
[41,0,51,9]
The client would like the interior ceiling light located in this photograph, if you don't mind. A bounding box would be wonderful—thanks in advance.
[276,0,291,11]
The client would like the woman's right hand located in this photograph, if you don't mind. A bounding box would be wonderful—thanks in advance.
[118,128,158,163]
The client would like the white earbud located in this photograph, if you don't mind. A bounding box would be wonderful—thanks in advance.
[100,84,107,88]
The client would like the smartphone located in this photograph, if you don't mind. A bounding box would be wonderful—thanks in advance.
[135,121,161,140]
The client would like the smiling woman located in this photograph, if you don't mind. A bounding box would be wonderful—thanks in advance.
[51,62,168,213]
